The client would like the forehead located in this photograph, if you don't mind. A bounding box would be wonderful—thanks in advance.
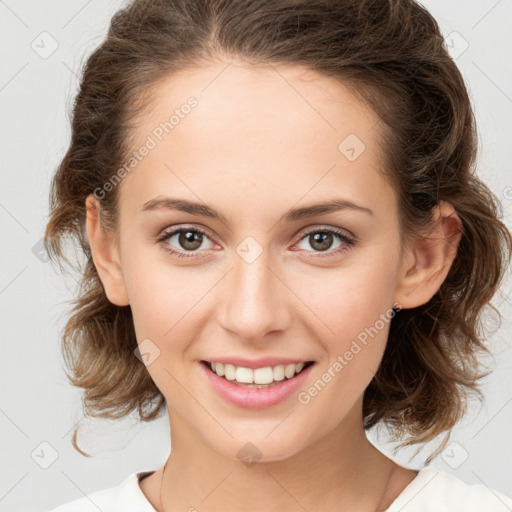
[119,60,394,221]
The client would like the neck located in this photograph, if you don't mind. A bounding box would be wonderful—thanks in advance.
[159,406,397,512]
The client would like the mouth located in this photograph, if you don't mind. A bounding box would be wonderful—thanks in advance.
[200,360,316,388]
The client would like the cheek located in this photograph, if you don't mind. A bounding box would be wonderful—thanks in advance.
[119,242,194,353]
[303,256,399,346]
[297,271,396,436]
[297,246,400,413]
[122,255,200,403]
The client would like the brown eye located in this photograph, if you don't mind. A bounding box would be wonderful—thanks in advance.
[308,232,334,252]
[177,230,204,251]
[293,226,356,258]
[157,226,215,258]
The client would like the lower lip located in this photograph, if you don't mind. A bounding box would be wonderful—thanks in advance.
[199,362,315,409]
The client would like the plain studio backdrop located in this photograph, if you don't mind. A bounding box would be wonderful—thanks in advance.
[1,1,511,511]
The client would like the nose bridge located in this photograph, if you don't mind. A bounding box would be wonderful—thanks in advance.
[218,238,290,341]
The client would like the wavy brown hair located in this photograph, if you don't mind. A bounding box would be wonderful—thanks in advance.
[44,0,512,461]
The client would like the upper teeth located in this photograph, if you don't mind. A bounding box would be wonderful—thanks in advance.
[210,362,306,384]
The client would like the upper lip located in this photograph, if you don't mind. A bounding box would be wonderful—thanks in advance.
[201,357,315,369]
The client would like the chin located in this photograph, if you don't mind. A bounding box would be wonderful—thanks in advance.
[209,428,314,465]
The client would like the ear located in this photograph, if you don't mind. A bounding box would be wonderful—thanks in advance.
[85,194,129,306]
[393,201,463,310]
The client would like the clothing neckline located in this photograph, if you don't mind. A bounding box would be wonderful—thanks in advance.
[138,470,155,483]
[383,465,433,511]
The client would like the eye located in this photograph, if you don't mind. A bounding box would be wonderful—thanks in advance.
[292,226,356,257]
[157,224,356,259]
[157,225,216,259]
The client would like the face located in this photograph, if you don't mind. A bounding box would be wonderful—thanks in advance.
[95,60,410,462]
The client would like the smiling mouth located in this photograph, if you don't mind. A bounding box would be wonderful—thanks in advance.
[201,360,315,388]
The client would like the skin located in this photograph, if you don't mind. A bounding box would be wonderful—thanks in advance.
[85,58,463,511]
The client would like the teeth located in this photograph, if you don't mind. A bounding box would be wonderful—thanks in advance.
[215,362,225,377]
[224,363,236,381]
[253,367,273,384]
[235,367,253,383]
[273,365,285,381]
[284,364,296,379]
[209,361,308,384]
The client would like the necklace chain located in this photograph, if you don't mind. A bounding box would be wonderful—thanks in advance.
[159,459,168,512]
[158,458,394,512]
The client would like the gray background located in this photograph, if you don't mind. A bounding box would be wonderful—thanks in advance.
[1,1,511,510]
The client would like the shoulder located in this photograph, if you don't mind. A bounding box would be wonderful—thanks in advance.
[386,465,512,512]
[46,470,156,512]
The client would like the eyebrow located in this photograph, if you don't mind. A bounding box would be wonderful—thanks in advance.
[141,196,374,222]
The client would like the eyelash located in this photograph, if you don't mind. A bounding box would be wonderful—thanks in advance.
[156,225,356,259]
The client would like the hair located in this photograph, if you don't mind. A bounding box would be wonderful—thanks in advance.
[44,0,512,462]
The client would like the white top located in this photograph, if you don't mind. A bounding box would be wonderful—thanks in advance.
[47,465,512,512]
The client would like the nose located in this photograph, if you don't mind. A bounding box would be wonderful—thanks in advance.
[217,246,292,343]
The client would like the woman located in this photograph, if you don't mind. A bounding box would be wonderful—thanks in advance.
[45,0,512,510]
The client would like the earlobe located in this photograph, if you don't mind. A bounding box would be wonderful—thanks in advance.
[85,194,130,306]
[393,201,463,310]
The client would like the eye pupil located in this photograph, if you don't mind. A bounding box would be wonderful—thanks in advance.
[310,232,332,251]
